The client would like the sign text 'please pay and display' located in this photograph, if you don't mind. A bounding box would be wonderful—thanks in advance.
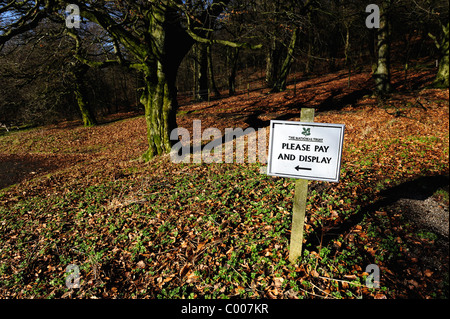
[267,120,345,183]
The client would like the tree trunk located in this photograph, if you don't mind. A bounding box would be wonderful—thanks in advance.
[140,62,179,162]
[328,27,339,72]
[345,25,352,88]
[72,63,97,127]
[369,28,377,73]
[328,42,337,72]
[74,84,97,127]
[139,4,194,162]
[265,35,281,87]
[271,27,299,93]
[344,25,350,66]
[207,44,220,97]
[227,47,240,96]
[430,22,449,88]
[193,43,209,101]
[305,12,314,75]
[373,0,391,96]
[403,33,412,89]
[305,38,314,74]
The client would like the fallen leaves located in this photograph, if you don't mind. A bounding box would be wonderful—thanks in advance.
[136,260,146,269]
[424,269,434,278]
[0,66,448,300]
[273,277,285,289]
[179,263,191,277]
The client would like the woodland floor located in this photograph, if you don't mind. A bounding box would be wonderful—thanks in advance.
[0,64,448,299]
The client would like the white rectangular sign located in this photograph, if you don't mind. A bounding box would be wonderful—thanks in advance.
[267,120,345,182]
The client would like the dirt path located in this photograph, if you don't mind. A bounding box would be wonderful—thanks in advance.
[397,194,449,239]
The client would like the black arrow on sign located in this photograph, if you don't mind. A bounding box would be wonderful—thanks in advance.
[295,166,312,171]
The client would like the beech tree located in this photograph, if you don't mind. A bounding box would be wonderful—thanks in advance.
[70,61,97,126]
[0,17,86,126]
[1,0,260,161]
[373,0,392,95]
[262,0,314,93]
[192,42,209,101]
[70,1,232,161]
[417,0,449,88]
[1,0,447,143]
[0,2,127,127]
[430,21,449,87]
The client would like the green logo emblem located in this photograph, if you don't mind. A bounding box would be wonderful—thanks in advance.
[301,127,311,136]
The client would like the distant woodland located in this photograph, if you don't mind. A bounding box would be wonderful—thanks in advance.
[1,0,448,160]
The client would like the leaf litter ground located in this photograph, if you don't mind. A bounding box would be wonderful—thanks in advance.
[0,66,448,299]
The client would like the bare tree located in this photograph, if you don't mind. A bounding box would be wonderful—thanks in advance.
[415,0,449,87]
[0,19,78,126]
[1,0,261,161]
[373,0,392,95]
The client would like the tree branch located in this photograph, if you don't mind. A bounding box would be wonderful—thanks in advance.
[0,0,49,45]
[186,27,262,50]
[178,1,262,50]
[65,28,120,68]
[428,32,440,49]
[71,1,147,61]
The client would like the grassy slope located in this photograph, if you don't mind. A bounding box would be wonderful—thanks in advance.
[0,68,448,299]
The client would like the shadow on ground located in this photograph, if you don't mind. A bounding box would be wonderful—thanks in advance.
[315,174,449,248]
[0,154,84,189]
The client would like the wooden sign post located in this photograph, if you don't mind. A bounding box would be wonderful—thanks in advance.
[289,108,314,263]
[266,108,345,263]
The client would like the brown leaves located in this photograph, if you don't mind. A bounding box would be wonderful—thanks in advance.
[136,260,146,269]
[179,263,191,278]
[0,67,448,300]
[273,277,285,289]
[424,269,433,278]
